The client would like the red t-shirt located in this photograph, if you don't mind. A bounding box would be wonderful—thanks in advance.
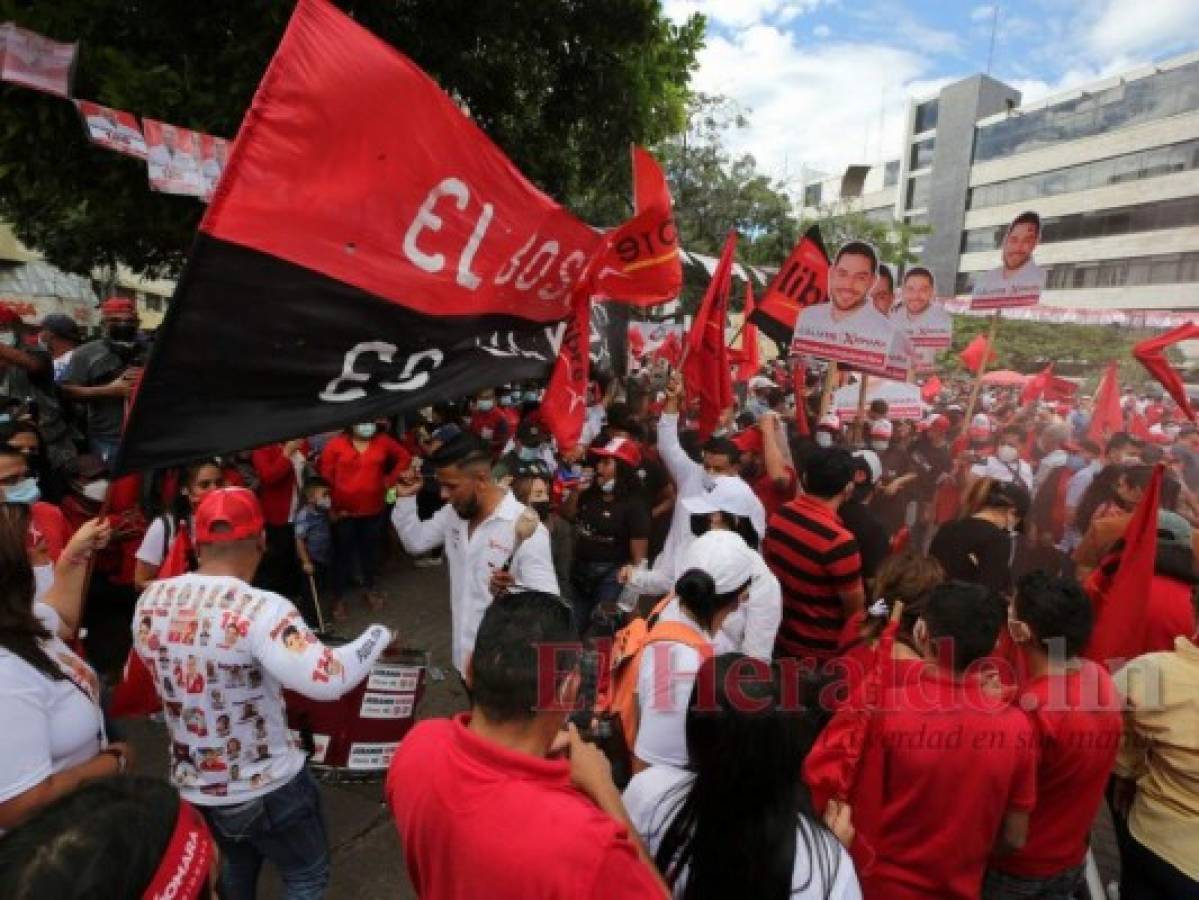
[806,666,1037,900]
[750,465,797,521]
[991,661,1122,878]
[386,715,663,899]
[468,408,510,450]
[318,433,410,518]
[29,501,70,562]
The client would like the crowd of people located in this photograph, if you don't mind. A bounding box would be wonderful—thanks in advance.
[0,300,1196,900]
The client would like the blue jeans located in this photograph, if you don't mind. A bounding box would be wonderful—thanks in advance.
[199,767,330,900]
[332,513,385,600]
[569,560,623,636]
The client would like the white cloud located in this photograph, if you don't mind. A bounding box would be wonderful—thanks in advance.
[970,5,995,23]
[663,0,824,29]
[1084,0,1199,57]
[689,25,941,184]
[813,24,831,38]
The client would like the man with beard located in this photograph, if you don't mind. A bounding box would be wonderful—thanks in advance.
[870,263,896,316]
[60,298,144,464]
[392,433,558,675]
[971,211,1046,307]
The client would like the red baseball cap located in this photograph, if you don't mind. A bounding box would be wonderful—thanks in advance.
[591,436,641,468]
[194,488,265,544]
[100,296,136,316]
[731,427,764,454]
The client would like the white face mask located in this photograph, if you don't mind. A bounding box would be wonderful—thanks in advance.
[997,445,1019,464]
[0,331,15,348]
[815,432,833,448]
[80,479,110,503]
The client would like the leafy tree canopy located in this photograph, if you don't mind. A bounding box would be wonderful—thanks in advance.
[0,0,703,277]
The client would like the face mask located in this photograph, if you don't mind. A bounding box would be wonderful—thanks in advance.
[499,395,513,407]
[871,441,889,452]
[815,432,833,448]
[701,472,717,491]
[524,391,539,403]
[518,446,542,462]
[353,423,377,439]
[3,477,40,505]
[0,331,15,348]
[80,479,110,503]
[316,496,332,510]
[531,500,552,521]
[599,479,616,494]
[997,445,1019,463]
[711,427,729,439]
[106,324,137,343]
[476,399,494,412]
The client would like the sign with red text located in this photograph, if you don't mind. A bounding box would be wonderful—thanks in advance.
[969,211,1045,310]
[76,100,148,159]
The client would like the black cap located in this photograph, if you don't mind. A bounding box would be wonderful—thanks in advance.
[40,313,82,342]
[517,420,545,447]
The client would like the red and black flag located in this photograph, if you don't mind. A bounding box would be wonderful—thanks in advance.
[749,225,829,346]
[115,0,606,473]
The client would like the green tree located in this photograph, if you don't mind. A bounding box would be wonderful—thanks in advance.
[0,0,703,277]
[804,207,930,272]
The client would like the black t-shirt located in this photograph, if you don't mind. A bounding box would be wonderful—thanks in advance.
[929,517,1014,596]
[572,490,651,565]
[838,499,890,580]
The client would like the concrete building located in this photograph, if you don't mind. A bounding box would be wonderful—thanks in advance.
[800,50,1199,313]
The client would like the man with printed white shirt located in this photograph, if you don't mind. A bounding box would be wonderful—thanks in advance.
[132,487,393,900]
[392,434,558,674]
[971,210,1046,308]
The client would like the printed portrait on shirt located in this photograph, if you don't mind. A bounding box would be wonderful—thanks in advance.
[215,713,231,738]
[198,748,227,773]
[970,210,1046,310]
[183,707,208,737]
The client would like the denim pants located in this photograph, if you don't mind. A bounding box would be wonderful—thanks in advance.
[569,560,623,636]
[199,767,330,900]
[332,513,385,599]
[982,863,1084,899]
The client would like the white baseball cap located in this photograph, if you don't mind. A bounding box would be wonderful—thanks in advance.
[681,476,762,533]
[679,530,756,594]
[748,375,777,392]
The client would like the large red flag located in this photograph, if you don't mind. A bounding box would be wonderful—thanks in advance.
[1133,324,1199,422]
[541,282,593,451]
[115,0,610,474]
[683,231,736,439]
[921,376,943,403]
[958,334,996,374]
[750,225,829,345]
[1083,464,1162,669]
[1020,363,1054,404]
[592,146,682,306]
[735,281,761,383]
[1088,362,1123,443]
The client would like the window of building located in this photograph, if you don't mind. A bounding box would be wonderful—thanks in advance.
[973,59,1199,161]
[969,250,1199,294]
[960,196,1199,252]
[905,175,930,210]
[883,160,900,187]
[863,207,894,223]
[967,138,1199,210]
[914,99,939,134]
[804,183,822,208]
[909,137,936,171]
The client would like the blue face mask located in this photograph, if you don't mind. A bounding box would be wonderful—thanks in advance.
[518,446,542,462]
[4,477,40,505]
[476,399,495,412]
[353,423,377,439]
[523,392,539,403]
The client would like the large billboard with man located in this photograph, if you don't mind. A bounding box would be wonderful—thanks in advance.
[970,210,1046,310]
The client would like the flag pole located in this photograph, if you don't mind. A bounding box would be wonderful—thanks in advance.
[851,375,870,446]
[818,362,839,421]
[964,312,1000,425]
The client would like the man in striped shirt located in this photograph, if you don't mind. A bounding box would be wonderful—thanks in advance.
[764,447,865,668]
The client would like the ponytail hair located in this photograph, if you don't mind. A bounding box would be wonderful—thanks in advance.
[674,568,747,633]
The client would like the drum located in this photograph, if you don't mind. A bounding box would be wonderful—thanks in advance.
[283,646,429,779]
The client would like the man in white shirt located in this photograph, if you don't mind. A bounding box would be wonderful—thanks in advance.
[971,426,1034,491]
[392,434,558,674]
[971,211,1046,308]
[892,266,952,371]
[131,487,394,899]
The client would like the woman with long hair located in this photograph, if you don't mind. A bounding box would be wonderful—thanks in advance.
[561,437,650,636]
[0,776,218,899]
[133,459,224,590]
[624,653,860,899]
[929,477,1027,597]
[0,506,124,832]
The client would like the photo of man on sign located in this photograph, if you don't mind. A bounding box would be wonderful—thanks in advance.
[791,240,911,379]
[892,266,951,373]
[969,210,1046,310]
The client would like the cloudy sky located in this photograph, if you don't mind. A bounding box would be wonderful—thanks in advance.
[663,0,1199,189]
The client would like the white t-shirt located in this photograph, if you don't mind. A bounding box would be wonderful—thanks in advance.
[0,604,106,810]
[970,259,1045,307]
[970,456,1033,491]
[623,765,862,899]
[132,573,392,806]
[135,515,177,567]
[634,599,712,769]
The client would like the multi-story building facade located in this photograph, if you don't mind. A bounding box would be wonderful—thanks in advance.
[800,51,1199,313]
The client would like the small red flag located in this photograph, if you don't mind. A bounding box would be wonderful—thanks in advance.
[541,282,592,452]
[920,376,942,403]
[1083,464,1163,669]
[1133,323,1199,422]
[958,334,996,374]
[735,281,761,384]
[750,226,829,345]
[653,330,682,367]
[627,324,645,359]
[682,231,736,439]
[1020,363,1054,404]
[1088,362,1124,443]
